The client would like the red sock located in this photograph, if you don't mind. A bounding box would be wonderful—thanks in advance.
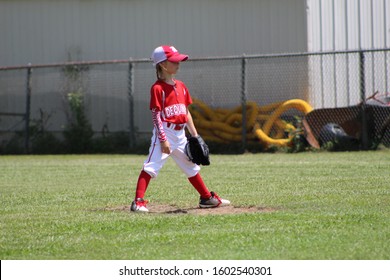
[135,170,151,200]
[188,173,211,199]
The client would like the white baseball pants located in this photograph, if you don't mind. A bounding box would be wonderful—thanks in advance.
[143,122,200,178]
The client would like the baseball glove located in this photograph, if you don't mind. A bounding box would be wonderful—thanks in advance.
[185,135,210,165]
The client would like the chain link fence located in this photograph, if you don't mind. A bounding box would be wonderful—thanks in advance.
[0,49,389,154]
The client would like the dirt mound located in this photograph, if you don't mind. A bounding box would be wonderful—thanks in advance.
[101,204,277,215]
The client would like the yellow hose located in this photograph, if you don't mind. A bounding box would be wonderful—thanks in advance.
[253,123,292,147]
[262,99,313,135]
[189,98,313,149]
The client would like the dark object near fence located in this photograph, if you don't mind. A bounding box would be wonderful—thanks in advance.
[303,104,390,150]
[318,123,360,151]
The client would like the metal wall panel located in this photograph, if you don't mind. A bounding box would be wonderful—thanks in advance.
[307,0,390,108]
[307,0,389,51]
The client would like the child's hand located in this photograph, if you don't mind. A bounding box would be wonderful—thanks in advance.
[161,140,171,154]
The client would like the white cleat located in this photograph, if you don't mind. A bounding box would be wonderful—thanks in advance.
[130,198,149,212]
[199,191,231,208]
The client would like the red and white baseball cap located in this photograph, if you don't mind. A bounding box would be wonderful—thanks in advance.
[151,45,189,66]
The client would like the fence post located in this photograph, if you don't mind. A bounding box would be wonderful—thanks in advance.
[241,55,248,152]
[359,51,369,150]
[128,59,136,149]
[25,64,32,154]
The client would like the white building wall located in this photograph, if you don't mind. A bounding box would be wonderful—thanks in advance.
[0,0,307,66]
[2,0,389,135]
[0,0,309,135]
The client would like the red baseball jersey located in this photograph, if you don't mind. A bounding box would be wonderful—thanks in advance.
[150,80,193,124]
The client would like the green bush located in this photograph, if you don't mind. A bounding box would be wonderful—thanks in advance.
[63,92,94,153]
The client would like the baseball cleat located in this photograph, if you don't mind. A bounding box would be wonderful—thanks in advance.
[130,198,149,212]
[199,191,230,208]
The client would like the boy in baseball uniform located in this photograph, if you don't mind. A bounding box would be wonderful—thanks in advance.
[131,45,230,212]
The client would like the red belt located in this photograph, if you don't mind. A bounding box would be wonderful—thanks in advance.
[167,122,185,130]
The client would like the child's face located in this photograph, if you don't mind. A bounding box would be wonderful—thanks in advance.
[161,61,180,75]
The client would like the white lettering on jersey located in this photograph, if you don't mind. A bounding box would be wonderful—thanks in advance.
[164,104,187,118]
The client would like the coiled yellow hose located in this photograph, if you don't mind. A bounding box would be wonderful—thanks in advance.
[189,98,313,148]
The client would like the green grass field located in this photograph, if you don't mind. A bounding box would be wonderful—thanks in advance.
[1,150,389,260]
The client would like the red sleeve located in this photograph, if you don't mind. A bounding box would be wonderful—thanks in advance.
[150,84,163,111]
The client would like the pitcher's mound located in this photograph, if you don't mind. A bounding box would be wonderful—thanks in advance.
[102,204,277,215]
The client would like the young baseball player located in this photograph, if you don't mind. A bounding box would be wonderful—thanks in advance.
[130,45,230,212]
